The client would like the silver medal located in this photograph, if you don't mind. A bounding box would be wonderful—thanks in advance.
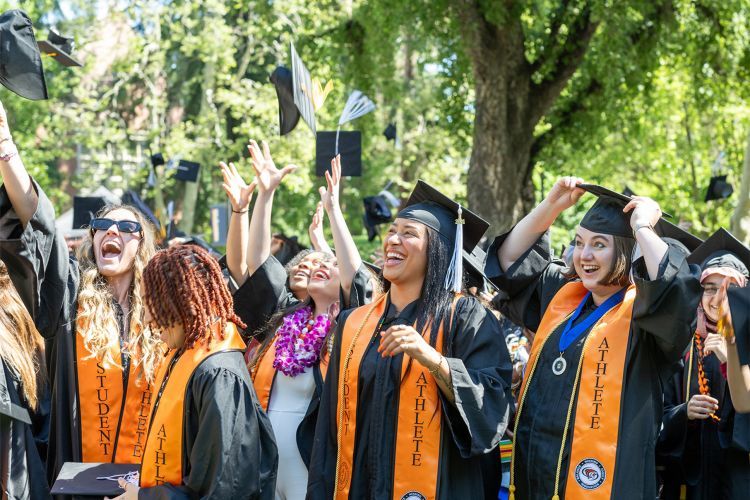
[552,355,567,376]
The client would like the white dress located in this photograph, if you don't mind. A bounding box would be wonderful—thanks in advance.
[267,366,316,500]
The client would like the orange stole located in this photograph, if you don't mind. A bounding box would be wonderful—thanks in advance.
[252,336,331,412]
[335,294,447,500]
[515,282,634,499]
[140,323,246,487]
[75,323,153,464]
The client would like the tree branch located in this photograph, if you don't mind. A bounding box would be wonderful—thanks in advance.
[529,0,572,73]
[529,5,599,123]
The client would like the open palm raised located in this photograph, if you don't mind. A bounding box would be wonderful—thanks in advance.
[219,161,256,212]
[247,139,297,194]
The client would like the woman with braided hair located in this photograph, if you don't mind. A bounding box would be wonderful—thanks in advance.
[112,244,277,500]
[0,99,162,486]
[658,228,750,499]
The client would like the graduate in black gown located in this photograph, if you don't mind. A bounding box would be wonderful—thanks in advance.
[486,178,701,499]
[111,245,277,499]
[658,229,750,499]
[725,283,750,412]
[0,263,50,500]
[307,180,513,500]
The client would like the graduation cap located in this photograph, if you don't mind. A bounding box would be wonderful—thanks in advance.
[52,462,139,497]
[316,131,362,177]
[398,180,489,292]
[623,186,636,197]
[578,184,674,239]
[0,10,47,100]
[464,245,498,292]
[687,228,750,276]
[73,196,107,230]
[150,152,165,167]
[174,159,200,182]
[209,203,228,246]
[290,42,316,134]
[705,175,733,202]
[654,219,703,253]
[384,123,397,141]
[37,29,82,67]
[121,190,160,230]
[363,195,392,241]
[269,66,301,136]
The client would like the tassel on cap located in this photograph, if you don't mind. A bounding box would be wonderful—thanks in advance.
[444,205,464,293]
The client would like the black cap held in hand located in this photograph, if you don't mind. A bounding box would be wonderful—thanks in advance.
[0,10,47,100]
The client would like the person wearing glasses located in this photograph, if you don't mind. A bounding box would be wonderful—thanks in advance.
[0,100,161,485]
[658,229,750,499]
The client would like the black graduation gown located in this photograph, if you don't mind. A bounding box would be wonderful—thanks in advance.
[139,350,278,499]
[232,255,372,467]
[307,294,514,500]
[0,181,81,486]
[1,361,51,499]
[485,230,702,499]
[658,338,750,499]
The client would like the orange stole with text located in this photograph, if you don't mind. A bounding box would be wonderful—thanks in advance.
[75,323,153,464]
[518,282,634,499]
[139,323,246,488]
[335,294,452,500]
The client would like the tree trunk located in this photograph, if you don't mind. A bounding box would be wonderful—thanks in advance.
[730,129,750,243]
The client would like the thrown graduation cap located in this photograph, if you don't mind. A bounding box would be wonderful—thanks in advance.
[121,190,160,230]
[687,228,750,276]
[333,90,375,156]
[705,175,733,202]
[316,131,362,177]
[363,195,392,241]
[174,159,200,182]
[399,180,489,292]
[150,152,165,167]
[270,66,301,136]
[384,123,397,141]
[37,29,81,67]
[209,204,228,246]
[0,10,47,100]
[578,184,673,239]
[290,42,316,134]
[73,196,107,229]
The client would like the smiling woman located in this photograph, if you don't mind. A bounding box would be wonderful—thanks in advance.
[486,178,702,499]
[0,97,166,487]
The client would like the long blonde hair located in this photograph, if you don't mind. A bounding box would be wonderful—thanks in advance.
[0,262,46,410]
[75,205,162,384]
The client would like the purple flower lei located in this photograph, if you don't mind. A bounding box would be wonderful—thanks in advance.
[272,305,331,377]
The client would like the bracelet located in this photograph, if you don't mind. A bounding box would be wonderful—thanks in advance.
[0,135,12,145]
[0,148,17,163]
[632,222,654,238]
[231,207,249,214]
[428,355,445,375]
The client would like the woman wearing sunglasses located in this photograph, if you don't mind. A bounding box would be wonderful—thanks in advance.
[0,100,161,485]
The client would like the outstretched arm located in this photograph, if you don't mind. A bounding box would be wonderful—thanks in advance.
[0,101,37,226]
[308,201,332,253]
[245,140,297,277]
[496,177,585,272]
[220,161,257,287]
[320,155,361,300]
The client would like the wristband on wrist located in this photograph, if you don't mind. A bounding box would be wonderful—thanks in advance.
[231,207,249,214]
[428,354,445,375]
[0,147,17,163]
[633,222,655,238]
[0,135,12,145]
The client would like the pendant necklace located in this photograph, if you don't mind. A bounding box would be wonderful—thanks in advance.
[552,288,626,376]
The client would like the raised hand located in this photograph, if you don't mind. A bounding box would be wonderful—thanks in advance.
[219,161,257,212]
[544,176,586,214]
[247,139,298,195]
[623,196,662,231]
[318,154,342,212]
[704,332,728,363]
[308,201,331,253]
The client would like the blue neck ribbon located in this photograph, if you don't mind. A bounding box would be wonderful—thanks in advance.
[558,288,626,352]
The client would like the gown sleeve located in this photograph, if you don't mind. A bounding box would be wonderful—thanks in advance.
[341,263,376,310]
[0,179,74,339]
[630,242,702,363]
[139,361,278,499]
[657,362,690,457]
[728,285,750,367]
[485,229,569,332]
[440,296,514,457]
[232,255,298,340]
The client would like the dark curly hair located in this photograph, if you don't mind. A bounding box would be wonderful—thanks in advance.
[143,245,246,353]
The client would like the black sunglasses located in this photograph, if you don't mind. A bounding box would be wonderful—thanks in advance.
[89,218,143,234]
